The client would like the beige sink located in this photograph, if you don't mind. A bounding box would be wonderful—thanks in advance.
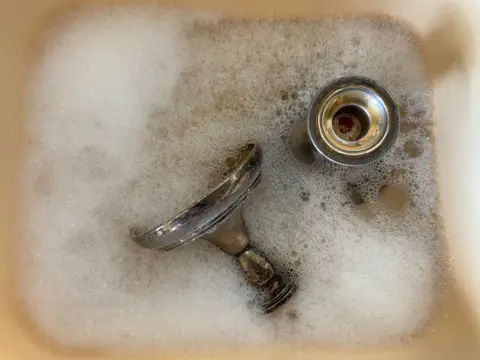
[1,0,479,359]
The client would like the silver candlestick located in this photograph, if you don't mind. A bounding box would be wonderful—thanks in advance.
[292,76,399,166]
[132,143,296,313]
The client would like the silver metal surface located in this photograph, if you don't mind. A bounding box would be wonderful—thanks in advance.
[132,143,296,313]
[290,118,316,165]
[132,144,262,251]
[307,76,399,165]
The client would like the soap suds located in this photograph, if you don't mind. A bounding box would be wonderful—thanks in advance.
[21,5,443,351]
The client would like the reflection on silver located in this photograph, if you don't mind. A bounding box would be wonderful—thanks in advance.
[290,118,316,165]
[307,76,399,166]
[132,143,296,313]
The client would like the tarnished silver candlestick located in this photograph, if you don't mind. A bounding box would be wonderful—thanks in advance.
[132,143,296,313]
[292,76,399,166]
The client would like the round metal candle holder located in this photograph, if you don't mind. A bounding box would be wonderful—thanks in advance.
[132,143,296,313]
[307,76,399,166]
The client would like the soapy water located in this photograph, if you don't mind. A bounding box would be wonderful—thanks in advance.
[21,5,445,350]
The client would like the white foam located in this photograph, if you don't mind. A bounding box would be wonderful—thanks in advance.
[21,6,443,351]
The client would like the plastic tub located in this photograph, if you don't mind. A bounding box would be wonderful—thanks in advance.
[1,0,479,359]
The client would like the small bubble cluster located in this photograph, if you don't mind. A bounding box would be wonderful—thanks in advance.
[20,5,444,351]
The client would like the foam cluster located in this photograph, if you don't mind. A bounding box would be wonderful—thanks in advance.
[21,5,443,351]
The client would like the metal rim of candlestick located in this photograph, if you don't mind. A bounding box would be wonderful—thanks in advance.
[307,76,399,166]
[131,143,262,250]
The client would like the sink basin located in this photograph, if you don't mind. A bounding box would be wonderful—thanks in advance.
[1,0,479,359]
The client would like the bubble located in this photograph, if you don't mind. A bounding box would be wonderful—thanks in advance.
[404,139,423,158]
[378,184,410,212]
[400,122,418,133]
